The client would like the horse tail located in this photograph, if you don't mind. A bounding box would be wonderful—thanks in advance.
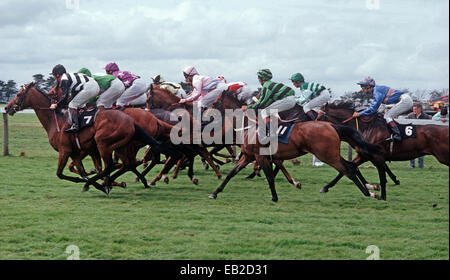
[133,123,182,158]
[331,124,381,155]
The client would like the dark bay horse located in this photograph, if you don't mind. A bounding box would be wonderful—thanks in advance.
[207,91,382,202]
[5,83,161,194]
[319,101,449,199]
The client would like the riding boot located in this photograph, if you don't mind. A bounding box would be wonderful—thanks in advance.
[306,110,316,121]
[388,121,402,142]
[65,108,80,133]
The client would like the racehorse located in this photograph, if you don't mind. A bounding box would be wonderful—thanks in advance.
[146,86,237,181]
[207,91,382,202]
[318,101,449,199]
[5,83,162,194]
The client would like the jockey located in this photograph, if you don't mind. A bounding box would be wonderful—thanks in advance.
[78,68,125,110]
[152,74,187,99]
[104,62,147,107]
[352,77,413,142]
[244,69,296,119]
[290,72,332,121]
[243,69,296,139]
[179,66,228,109]
[49,64,100,133]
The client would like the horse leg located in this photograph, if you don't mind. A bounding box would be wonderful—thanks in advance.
[385,163,400,185]
[186,156,199,185]
[172,156,185,179]
[196,147,222,179]
[376,163,387,200]
[150,156,179,185]
[320,173,344,193]
[209,154,253,199]
[246,161,261,179]
[274,160,301,189]
[257,155,278,202]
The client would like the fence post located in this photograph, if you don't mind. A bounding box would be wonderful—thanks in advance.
[3,112,8,156]
[347,143,352,161]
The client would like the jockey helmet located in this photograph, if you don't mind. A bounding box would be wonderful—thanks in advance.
[357,77,376,87]
[216,75,227,83]
[105,62,119,72]
[51,64,66,76]
[183,66,199,77]
[290,73,304,82]
[78,68,92,77]
[257,69,272,81]
[152,74,165,84]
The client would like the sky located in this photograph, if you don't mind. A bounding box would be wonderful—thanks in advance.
[0,0,448,96]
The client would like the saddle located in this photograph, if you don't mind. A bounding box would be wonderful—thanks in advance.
[77,107,98,130]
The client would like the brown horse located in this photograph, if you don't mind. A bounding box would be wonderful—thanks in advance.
[5,83,162,194]
[207,91,382,201]
[318,101,449,199]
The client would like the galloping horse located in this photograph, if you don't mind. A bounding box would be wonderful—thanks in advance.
[207,91,382,202]
[147,86,235,181]
[318,101,449,199]
[5,83,161,194]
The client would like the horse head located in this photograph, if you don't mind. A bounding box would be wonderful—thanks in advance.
[319,100,355,123]
[5,82,36,115]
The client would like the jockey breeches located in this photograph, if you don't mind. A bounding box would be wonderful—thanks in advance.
[97,79,125,108]
[384,94,413,123]
[237,86,257,105]
[260,95,296,119]
[68,80,100,109]
[116,78,147,106]
[197,82,229,109]
[303,89,331,113]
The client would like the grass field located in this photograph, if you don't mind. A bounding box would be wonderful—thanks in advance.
[0,113,448,260]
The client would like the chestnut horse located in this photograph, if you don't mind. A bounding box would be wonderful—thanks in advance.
[5,83,162,194]
[207,91,382,202]
[318,101,449,199]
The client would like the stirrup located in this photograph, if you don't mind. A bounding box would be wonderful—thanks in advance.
[65,124,79,133]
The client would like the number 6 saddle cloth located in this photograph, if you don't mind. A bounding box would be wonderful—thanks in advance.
[397,123,417,139]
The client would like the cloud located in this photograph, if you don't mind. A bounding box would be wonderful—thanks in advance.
[0,0,448,95]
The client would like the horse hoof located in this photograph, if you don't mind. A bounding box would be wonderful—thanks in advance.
[370,192,379,199]
[150,181,156,186]
[294,182,302,189]
[208,194,217,199]
[204,164,209,170]
[164,177,169,184]
[192,178,199,185]
[217,175,222,180]
[320,187,328,193]
[272,197,278,202]
[120,182,127,189]
[82,185,89,192]
[395,180,400,185]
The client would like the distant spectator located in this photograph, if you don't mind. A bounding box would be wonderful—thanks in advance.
[407,103,431,168]
[432,107,448,123]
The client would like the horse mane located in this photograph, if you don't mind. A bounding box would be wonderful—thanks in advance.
[327,100,355,111]
[222,90,245,107]
[151,86,180,100]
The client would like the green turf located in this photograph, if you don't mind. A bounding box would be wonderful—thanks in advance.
[0,113,448,259]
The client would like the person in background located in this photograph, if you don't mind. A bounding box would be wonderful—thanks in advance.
[406,103,431,168]
[432,107,448,123]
